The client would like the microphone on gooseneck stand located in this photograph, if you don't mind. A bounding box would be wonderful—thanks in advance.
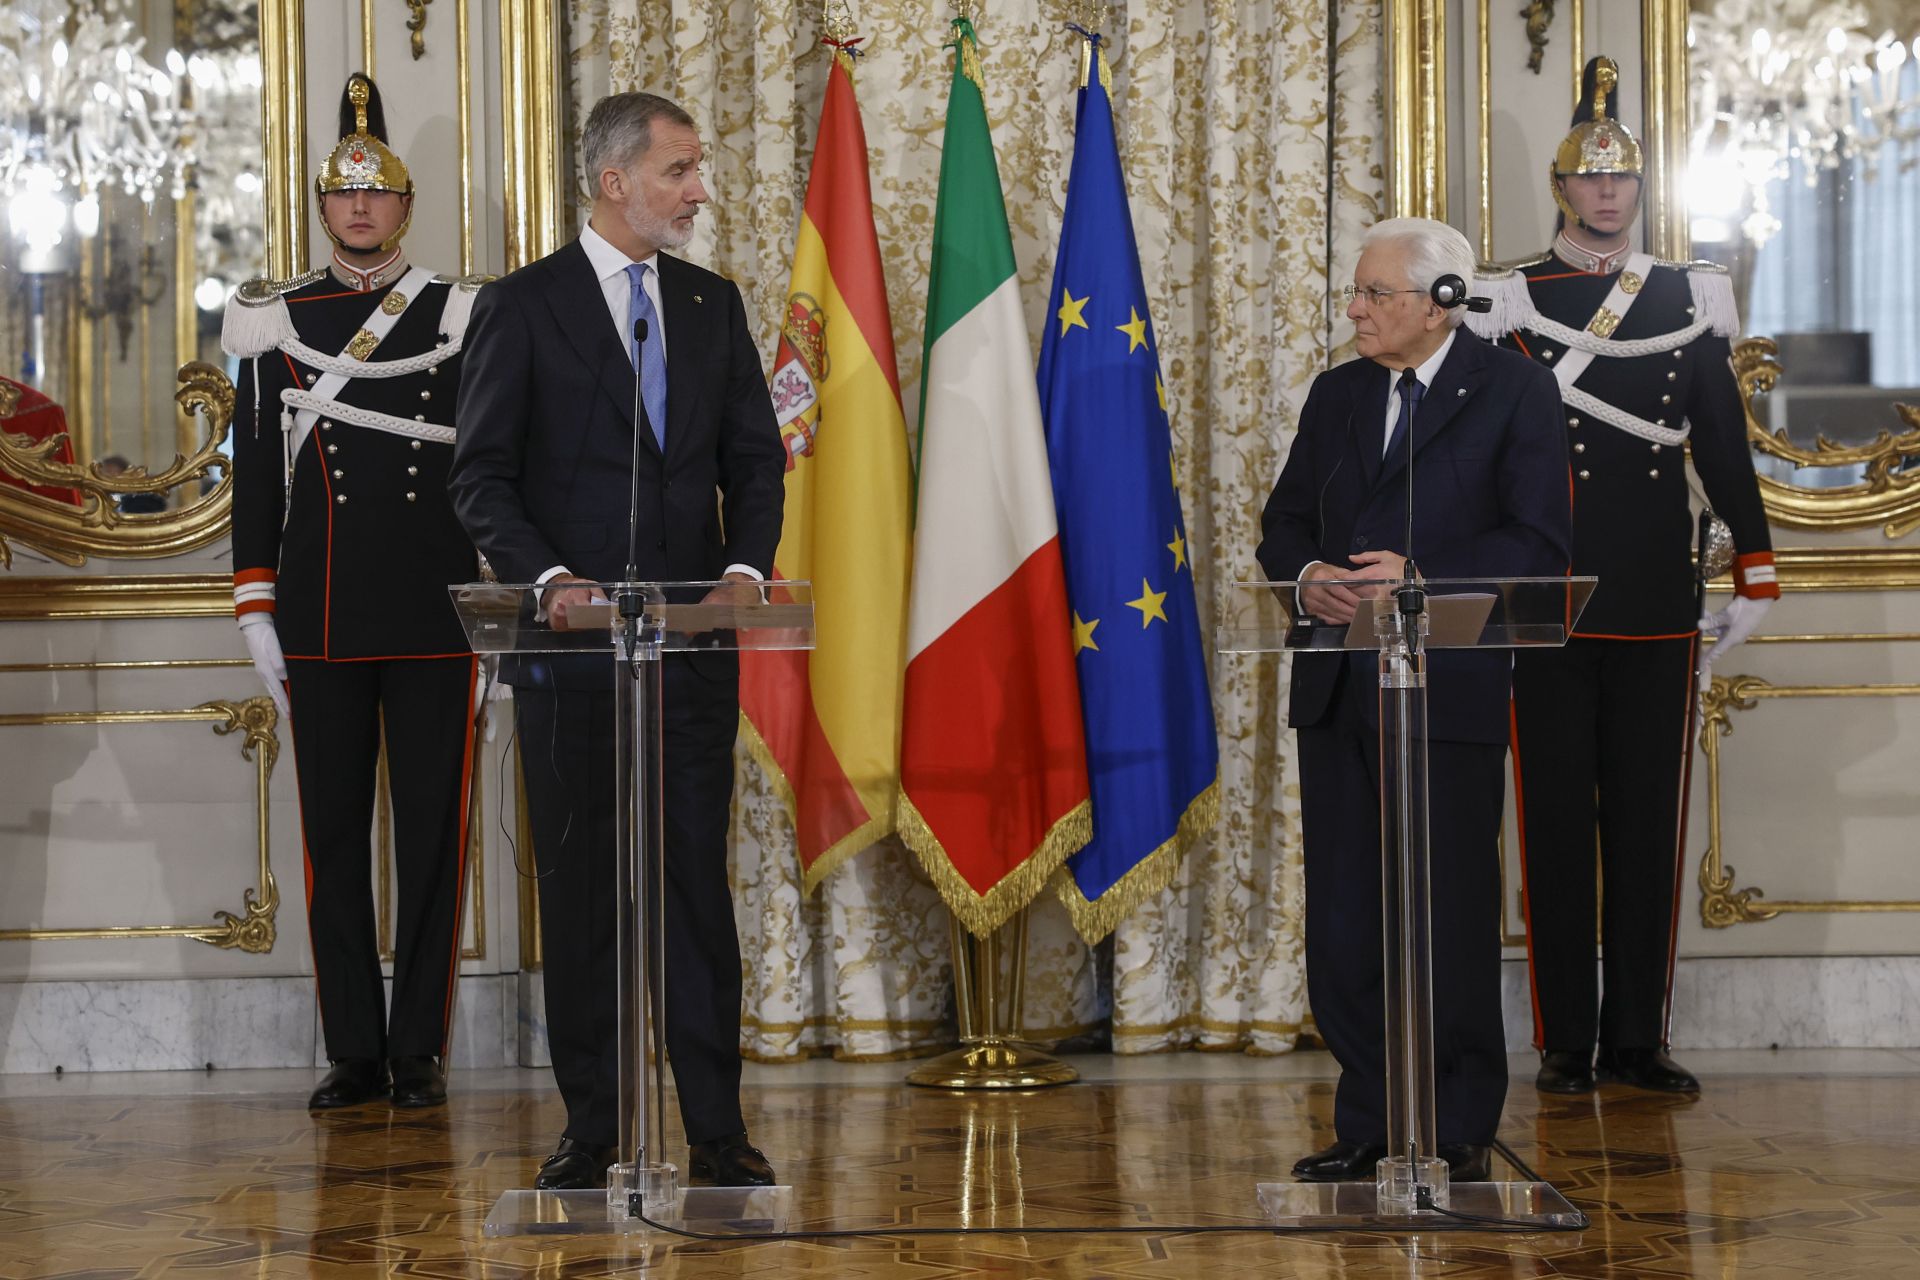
[620,317,649,661]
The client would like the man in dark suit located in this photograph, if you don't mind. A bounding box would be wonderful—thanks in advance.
[448,92,785,1190]
[1257,217,1571,1183]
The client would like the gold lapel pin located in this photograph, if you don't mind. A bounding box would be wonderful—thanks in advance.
[693,294,703,303]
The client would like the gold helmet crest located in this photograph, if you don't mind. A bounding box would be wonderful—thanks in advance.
[1551,56,1644,225]
[315,74,414,249]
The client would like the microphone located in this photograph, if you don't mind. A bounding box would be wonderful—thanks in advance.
[622,316,648,626]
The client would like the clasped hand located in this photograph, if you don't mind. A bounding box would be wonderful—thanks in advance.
[1299,551,1411,626]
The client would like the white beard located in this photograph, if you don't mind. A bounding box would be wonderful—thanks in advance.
[626,203,695,252]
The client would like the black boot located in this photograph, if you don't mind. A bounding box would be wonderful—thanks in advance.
[309,1059,388,1110]
[1535,1049,1597,1094]
[388,1055,447,1108]
[1596,1047,1700,1093]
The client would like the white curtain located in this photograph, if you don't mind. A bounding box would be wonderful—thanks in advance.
[562,0,1385,1060]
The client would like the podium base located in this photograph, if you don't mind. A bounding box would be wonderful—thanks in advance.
[481,1184,793,1238]
[1254,1179,1584,1230]
[608,1160,679,1217]
[904,1038,1079,1090]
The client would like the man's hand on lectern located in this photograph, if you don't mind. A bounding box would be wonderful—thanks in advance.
[546,573,608,631]
[1299,552,1409,626]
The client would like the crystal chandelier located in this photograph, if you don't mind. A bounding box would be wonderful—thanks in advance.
[1688,0,1920,247]
[0,0,194,260]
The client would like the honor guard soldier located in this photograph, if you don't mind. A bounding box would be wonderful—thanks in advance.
[1469,56,1778,1098]
[222,72,488,1111]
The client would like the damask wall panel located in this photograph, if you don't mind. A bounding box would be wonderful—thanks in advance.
[565,0,1384,1058]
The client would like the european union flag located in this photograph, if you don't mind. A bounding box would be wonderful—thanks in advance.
[1038,37,1218,943]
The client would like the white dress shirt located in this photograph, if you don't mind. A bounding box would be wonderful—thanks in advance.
[539,222,760,596]
[1298,327,1458,597]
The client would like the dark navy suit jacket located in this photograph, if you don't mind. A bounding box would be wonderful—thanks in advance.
[448,239,785,689]
[1256,331,1572,745]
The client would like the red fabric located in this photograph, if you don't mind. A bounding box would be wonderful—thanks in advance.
[0,377,83,507]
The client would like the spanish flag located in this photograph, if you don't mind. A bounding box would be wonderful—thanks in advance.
[740,41,912,890]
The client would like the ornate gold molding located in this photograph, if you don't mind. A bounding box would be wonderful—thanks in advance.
[0,573,230,621]
[262,0,309,279]
[0,362,234,568]
[1387,0,1446,220]
[408,0,434,59]
[0,697,281,951]
[500,0,562,271]
[1697,674,1920,927]
[1732,338,1920,537]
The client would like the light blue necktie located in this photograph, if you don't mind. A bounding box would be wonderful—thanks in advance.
[626,262,667,451]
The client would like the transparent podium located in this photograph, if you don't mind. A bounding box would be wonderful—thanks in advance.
[1219,574,1596,1231]
[451,579,813,1237]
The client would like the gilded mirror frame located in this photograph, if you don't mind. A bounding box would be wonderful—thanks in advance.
[1387,0,1920,541]
[0,0,307,570]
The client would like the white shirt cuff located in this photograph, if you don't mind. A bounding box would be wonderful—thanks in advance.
[724,563,763,582]
[534,565,571,619]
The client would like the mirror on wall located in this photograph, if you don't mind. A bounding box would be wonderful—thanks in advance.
[0,0,260,563]
[1686,0,1920,494]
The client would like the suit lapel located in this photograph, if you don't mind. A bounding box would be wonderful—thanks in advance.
[1354,368,1389,485]
[656,254,704,466]
[540,238,658,454]
[1375,331,1488,488]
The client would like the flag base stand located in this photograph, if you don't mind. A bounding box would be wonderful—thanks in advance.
[906,909,1078,1091]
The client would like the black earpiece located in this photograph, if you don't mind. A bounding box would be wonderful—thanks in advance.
[1431,273,1495,314]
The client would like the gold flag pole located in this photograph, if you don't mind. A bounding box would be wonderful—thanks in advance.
[906,906,1078,1089]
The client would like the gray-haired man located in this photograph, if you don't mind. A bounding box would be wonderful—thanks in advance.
[450,92,785,1190]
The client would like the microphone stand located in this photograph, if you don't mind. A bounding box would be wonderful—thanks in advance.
[621,317,649,644]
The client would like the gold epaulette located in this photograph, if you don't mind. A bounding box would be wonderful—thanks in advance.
[234,268,328,306]
[1651,257,1727,276]
[432,272,496,292]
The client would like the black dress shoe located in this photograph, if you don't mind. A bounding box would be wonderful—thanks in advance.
[388,1055,447,1108]
[1292,1139,1387,1182]
[688,1133,775,1187]
[533,1138,618,1190]
[1536,1049,1597,1094]
[1596,1047,1700,1093]
[309,1059,388,1110]
[1438,1143,1493,1182]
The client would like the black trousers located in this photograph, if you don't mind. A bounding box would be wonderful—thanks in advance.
[515,657,745,1148]
[1297,664,1509,1146]
[284,654,478,1062]
[1511,635,1696,1054]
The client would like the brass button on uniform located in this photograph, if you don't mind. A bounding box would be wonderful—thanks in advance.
[406,492,417,502]
[1661,394,1672,405]
[1651,444,1662,453]
[419,389,432,400]
[332,469,343,479]
[321,421,332,431]
[326,443,337,455]
[304,373,318,385]
[407,465,418,476]
[415,414,426,422]
[1568,416,1581,428]
[1649,468,1660,479]
[335,493,348,504]
[410,440,422,450]
[1578,469,1591,479]
[1667,371,1678,381]
[1574,442,1586,453]
[1541,348,1555,359]
[1673,350,1684,359]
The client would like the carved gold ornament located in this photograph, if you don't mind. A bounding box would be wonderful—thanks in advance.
[0,694,282,953]
[0,362,235,569]
[1696,674,1920,927]
[1736,337,1920,537]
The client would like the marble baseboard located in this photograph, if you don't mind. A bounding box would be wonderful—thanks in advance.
[517,970,551,1069]
[1,973,522,1074]
[1501,955,1920,1051]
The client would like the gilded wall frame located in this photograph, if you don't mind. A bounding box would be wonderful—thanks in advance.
[0,694,281,952]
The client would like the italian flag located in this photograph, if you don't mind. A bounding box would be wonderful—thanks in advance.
[740,44,913,890]
[899,20,1090,937]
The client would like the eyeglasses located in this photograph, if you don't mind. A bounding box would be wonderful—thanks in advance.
[1340,285,1426,306]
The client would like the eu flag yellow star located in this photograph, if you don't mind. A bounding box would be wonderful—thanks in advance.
[1057,288,1091,338]
[1116,306,1148,353]
[1072,611,1101,654]
[1126,578,1169,628]
[1167,527,1188,572]
[1155,371,1167,412]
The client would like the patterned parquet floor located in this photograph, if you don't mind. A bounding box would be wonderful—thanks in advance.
[1,1053,1917,1278]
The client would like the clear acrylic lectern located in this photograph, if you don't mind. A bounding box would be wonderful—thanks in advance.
[1220,575,1596,1231]
[452,579,813,1237]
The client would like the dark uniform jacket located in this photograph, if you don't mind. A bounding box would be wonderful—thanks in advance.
[1473,254,1777,635]
[228,271,479,658]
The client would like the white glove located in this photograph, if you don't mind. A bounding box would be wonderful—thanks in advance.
[238,613,291,720]
[1697,595,1773,690]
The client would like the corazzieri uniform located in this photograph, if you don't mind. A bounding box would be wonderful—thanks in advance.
[1470,59,1779,1069]
[222,75,486,1068]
